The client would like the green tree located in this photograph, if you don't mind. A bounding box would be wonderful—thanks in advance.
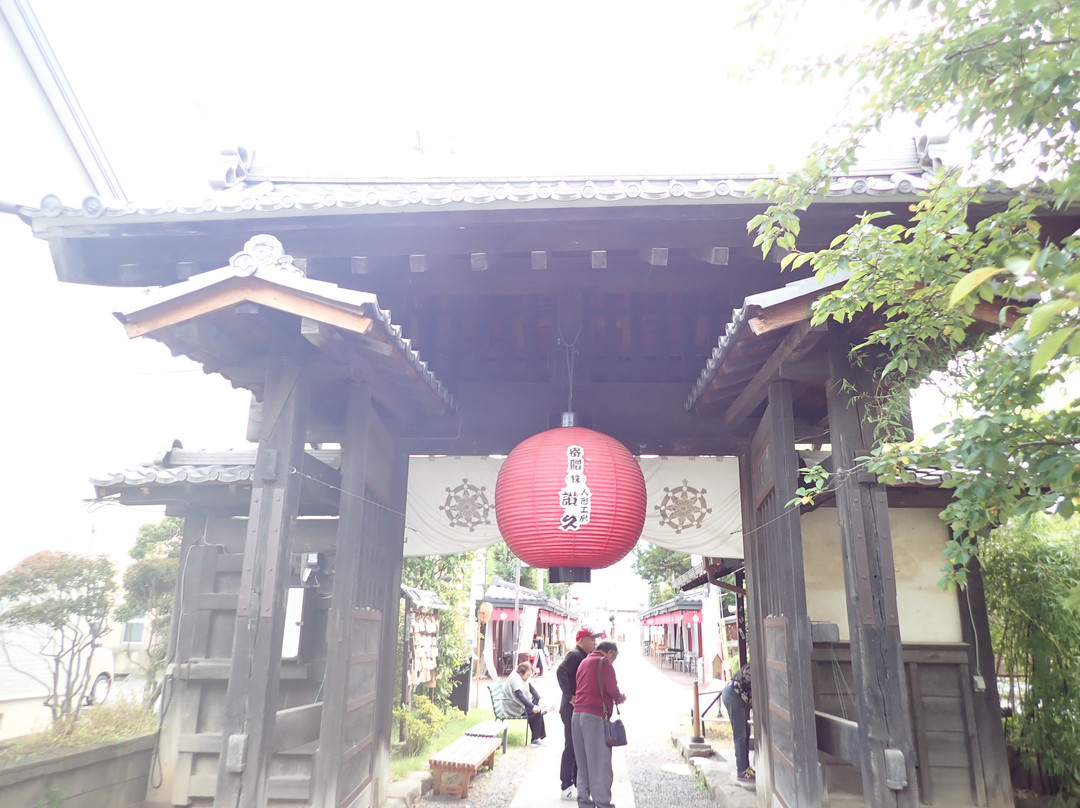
[115,517,183,708]
[128,516,183,560]
[0,552,115,735]
[746,0,1080,586]
[400,553,472,704]
[631,543,690,606]
[981,514,1080,803]
[486,541,538,591]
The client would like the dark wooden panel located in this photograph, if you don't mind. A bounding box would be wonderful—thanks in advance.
[187,774,311,800]
[272,702,323,753]
[918,699,966,732]
[925,732,973,768]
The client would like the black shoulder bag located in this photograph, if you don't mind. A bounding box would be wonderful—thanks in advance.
[597,657,627,747]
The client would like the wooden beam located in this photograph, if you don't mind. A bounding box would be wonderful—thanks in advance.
[300,320,451,419]
[301,318,393,358]
[692,246,730,265]
[747,296,814,336]
[709,578,747,598]
[639,247,668,266]
[121,278,375,340]
[815,711,860,765]
[723,321,827,427]
[972,300,1019,328]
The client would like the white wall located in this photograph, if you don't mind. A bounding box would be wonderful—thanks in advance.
[801,507,963,643]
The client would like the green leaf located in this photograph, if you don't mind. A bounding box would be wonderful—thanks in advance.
[1027,298,1077,339]
[1030,326,1077,378]
[948,266,1002,307]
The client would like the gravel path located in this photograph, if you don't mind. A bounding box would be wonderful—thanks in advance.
[417,652,723,808]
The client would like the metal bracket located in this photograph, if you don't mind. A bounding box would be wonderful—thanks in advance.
[884,748,908,790]
[225,733,248,773]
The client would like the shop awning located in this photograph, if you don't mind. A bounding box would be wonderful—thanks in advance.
[642,609,702,626]
[539,609,568,625]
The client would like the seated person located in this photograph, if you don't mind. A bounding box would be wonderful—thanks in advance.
[502,660,547,744]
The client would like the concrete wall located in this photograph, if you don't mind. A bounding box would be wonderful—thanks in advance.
[801,507,963,643]
[0,732,154,808]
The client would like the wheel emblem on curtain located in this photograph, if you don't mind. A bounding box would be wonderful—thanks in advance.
[654,479,712,534]
[439,478,492,532]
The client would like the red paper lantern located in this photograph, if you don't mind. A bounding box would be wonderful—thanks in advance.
[495,421,646,583]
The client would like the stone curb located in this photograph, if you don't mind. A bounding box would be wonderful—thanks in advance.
[385,771,432,808]
[671,733,756,808]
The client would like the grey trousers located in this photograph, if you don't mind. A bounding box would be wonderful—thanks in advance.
[571,711,615,808]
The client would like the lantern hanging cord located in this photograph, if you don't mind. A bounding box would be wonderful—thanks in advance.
[559,328,582,413]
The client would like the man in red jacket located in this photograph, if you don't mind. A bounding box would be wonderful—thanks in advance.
[572,641,626,808]
[557,628,602,800]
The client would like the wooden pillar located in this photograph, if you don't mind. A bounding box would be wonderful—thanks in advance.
[313,381,371,808]
[738,438,771,798]
[824,343,917,808]
[214,355,310,808]
[747,382,821,808]
[958,554,1013,808]
[371,447,409,805]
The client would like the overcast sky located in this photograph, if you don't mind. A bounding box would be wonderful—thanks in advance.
[27,0,906,200]
[1,1,919,575]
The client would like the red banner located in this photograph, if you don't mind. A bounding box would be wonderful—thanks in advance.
[539,609,567,625]
[642,609,701,626]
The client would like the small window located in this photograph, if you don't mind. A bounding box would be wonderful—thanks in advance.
[121,620,145,644]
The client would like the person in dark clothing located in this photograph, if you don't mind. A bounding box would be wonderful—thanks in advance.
[502,660,547,743]
[556,628,602,800]
[722,663,754,781]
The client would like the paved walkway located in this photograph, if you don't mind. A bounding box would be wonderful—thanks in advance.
[407,647,756,808]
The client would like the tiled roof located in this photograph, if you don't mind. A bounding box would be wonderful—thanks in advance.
[483,577,572,615]
[401,585,448,611]
[91,463,254,488]
[112,235,456,415]
[90,447,340,492]
[21,172,932,222]
[638,590,703,620]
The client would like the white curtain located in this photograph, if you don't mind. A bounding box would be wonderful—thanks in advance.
[403,455,743,559]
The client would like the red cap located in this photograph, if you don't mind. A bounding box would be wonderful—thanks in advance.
[576,628,603,642]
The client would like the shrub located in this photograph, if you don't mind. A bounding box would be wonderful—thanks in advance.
[981,514,1080,806]
[392,694,462,756]
[0,697,157,763]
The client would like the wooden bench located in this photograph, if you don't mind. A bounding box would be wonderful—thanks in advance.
[428,734,504,797]
[464,718,510,753]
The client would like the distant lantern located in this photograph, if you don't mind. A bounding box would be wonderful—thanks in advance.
[495,414,646,583]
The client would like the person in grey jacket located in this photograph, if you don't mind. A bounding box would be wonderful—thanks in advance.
[503,660,547,743]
